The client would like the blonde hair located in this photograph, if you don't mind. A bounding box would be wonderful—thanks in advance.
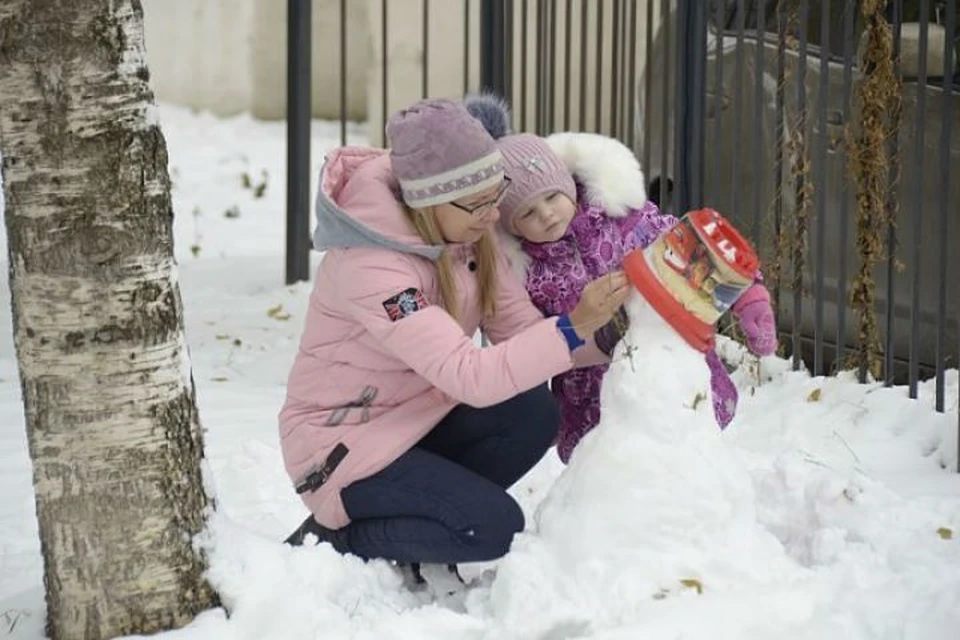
[404,206,498,321]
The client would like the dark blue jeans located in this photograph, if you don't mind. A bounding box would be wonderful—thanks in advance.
[338,384,559,564]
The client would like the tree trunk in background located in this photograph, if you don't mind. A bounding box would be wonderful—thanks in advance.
[0,1,218,637]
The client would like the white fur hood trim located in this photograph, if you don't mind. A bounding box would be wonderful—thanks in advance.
[544,132,648,217]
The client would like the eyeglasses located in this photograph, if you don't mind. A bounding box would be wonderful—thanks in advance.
[449,176,512,215]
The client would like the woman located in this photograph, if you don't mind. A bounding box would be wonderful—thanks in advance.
[279,98,629,577]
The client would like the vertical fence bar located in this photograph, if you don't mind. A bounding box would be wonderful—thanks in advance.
[619,0,629,139]
[613,2,627,138]
[540,0,547,133]
[340,0,347,146]
[624,0,630,139]
[564,0,572,130]
[545,0,551,133]
[838,0,856,369]
[537,0,551,136]
[752,0,766,247]
[505,0,515,103]
[535,0,544,134]
[595,0,604,133]
[936,0,956,412]
[480,0,508,97]
[673,0,684,211]
[813,0,830,377]
[641,1,653,166]
[624,0,632,138]
[545,0,552,134]
[464,0,471,94]
[695,0,707,208]
[909,0,929,398]
[381,0,388,136]
[548,0,557,132]
[772,0,786,335]
[622,0,630,138]
[626,0,637,151]
[422,0,429,98]
[611,0,621,140]
[732,0,746,216]
[884,0,903,384]
[286,0,312,285]
[579,0,587,131]
[660,0,671,210]
[712,0,724,201]
[675,0,707,214]
[792,0,809,372]
[522,0,529,129]
[530,0,536,132]
[544,0,551,133]
[641,0,653,167]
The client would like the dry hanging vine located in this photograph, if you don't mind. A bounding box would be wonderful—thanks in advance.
[785,0,815,356]
[716,0,810,370]
[761,0,795,311]
[848,0,900,381]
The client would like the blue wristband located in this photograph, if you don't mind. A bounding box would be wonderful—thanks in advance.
[557,314,585,351]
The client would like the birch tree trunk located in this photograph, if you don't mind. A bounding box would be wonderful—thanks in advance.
[0,1,218,637]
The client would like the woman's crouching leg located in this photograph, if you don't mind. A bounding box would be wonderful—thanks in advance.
[337,446,526,564]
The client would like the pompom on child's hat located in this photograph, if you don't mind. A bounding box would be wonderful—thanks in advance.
[463,93,576,232]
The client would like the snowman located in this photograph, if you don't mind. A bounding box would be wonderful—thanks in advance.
[485,211,804,639]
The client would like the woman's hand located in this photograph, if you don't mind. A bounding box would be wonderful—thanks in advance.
[568,271,632,339]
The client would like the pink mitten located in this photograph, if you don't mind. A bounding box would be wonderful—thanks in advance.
[731,284,777,356]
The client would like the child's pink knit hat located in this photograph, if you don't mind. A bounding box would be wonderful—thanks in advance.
[463,94,576,233]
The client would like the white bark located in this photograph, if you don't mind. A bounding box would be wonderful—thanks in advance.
[0,1,217,638]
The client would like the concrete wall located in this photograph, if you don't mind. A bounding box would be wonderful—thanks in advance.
[141,0,255,117]
[249,0,372,121]
[141,0,373,121]
[141,0,664,141]
[363,0,482,145]
[365,0,666,145]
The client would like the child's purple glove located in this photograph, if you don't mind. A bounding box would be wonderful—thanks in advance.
[730,283,777,356]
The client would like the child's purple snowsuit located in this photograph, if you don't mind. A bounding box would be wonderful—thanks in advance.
[521,183,678,463]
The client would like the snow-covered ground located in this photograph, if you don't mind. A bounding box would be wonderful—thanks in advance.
[1,104,958,640]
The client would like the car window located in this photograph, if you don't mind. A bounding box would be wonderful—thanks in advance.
[899,0,959,86]
[706,0,777,35]
[708,0,956,85]
[707,0,863,62]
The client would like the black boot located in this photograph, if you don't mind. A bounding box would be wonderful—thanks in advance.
[397,562,463,585]
[446,564,464,584]
[412,562,467,599]
[284,515,348,551]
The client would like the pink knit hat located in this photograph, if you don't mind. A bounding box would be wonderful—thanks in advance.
[494,133,576,233]
[385,98,505,208]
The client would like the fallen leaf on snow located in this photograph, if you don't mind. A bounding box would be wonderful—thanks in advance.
[679,578,703,594]
[267,304,291,321]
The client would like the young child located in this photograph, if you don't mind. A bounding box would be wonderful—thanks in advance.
[464,94,777,463]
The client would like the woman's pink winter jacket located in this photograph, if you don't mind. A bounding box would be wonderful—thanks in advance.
[279,147,583,529]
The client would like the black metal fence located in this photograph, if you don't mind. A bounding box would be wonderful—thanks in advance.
[286,0,958,436]
[650,1,957,414]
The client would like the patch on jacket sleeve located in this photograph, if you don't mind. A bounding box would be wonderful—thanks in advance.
[382,287,430,321]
